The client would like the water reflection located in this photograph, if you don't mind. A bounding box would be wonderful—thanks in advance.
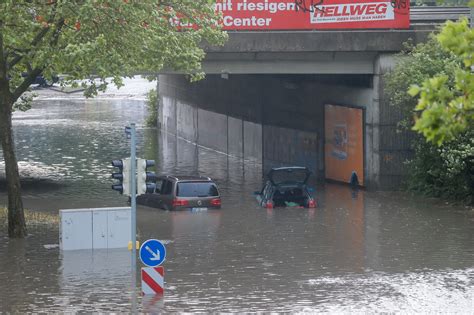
[323,183,365,272]
[0,227,60,313]
[0,97,473,313]
[59,249,132,313]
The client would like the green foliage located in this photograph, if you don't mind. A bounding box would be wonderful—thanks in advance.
[145,88,158,127]
[385,34,461,130]
[409,19,474,145]
[385,27,473,204]
[13,92,36,111]
[1,0,228,103]
[406,130,474,203]
[0,0,227,236]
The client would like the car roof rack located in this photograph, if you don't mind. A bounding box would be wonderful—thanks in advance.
[166,175,212,181]
[271,166,309,171]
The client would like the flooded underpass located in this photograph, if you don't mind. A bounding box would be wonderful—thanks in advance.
[0,86,473,312]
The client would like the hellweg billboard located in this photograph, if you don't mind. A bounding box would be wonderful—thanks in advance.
[215,0,410,30]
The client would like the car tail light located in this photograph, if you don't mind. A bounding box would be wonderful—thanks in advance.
[172,199,189,207]
[265,201,273,209]
[308,199,316,208]
[210,198,221,206]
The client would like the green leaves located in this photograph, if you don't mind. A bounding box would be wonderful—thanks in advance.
[385,18,473,203]
[406,130,474,203]
[410,18,474,145]
[437,19,474,67]
[1,0,228,100]
[385,33,461,133]
[386,18,474,146]
[145,88,158,127]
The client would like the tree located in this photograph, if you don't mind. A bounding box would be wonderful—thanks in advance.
[385,29,473,204]
[385,34,461,130]
[409,18,474,145]
[0,0,227,237]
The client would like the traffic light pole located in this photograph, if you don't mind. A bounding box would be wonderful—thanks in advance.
[112,123,154,306]
[130,123,137,271]
[129,123,138,311]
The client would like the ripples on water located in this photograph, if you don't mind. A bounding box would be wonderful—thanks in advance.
[0,98,473,312]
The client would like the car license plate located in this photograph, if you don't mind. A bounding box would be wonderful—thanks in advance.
[191,207,208,212]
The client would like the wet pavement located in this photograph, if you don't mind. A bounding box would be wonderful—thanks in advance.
[0,80,473,312]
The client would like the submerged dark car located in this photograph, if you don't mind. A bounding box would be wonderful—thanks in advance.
[136,175,221,211]
[255,166,317,209]
[21,73,59,87]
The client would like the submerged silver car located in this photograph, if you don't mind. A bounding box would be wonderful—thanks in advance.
[136,175,221,211]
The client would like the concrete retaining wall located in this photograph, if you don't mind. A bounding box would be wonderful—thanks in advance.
[197,109,228,153]
[161,96,177,134]
[243,121,262,162]
[159,77,263,162]
[263,125,318,175]
[177,101,197,142]
[373,54,414,189]
[228,117,243,158]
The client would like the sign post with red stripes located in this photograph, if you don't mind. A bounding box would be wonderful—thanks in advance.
[141,266,164,295]
[139,239,167,295]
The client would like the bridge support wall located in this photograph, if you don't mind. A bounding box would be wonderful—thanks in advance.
[158,74,263,163]
[373,54,415,189]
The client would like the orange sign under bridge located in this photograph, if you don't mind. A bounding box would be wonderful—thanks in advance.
[324,104,364,186]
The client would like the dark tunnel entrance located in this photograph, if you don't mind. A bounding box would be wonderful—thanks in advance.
[158,73,376,187]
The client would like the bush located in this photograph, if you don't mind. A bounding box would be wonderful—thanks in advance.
[385,34,473,204]
[145,89,158,127]
[407,130,474,204]
[385,35,460,130]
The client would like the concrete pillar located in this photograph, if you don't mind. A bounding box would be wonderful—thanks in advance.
[372,53,409,189]
[369,54,397,188]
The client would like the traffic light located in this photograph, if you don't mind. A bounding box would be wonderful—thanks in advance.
[111,158,131,196]
[137,158,156,195]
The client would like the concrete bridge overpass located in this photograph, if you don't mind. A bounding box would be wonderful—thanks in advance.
[157,7,470,189]
[200,6,470,75]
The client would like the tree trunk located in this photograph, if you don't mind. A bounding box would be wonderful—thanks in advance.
[0,94,27,238]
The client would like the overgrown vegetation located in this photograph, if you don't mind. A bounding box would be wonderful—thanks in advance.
[409,19,474,145]
[406,133,474,203]
[145,89,158,127]
[385,33,474,204]
[0,207,58,227]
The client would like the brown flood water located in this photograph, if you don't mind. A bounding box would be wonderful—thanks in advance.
[0,93,473,313]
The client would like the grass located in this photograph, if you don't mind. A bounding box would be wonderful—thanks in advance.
[0,207,59,226]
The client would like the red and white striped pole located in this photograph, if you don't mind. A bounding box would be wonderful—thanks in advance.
[141,266,164,295]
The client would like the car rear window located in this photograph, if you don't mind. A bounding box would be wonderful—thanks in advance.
[176,182,219,197]
[270,169,309,185]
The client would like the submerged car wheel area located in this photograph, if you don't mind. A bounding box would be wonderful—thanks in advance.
[255,166,317,209]
[136,175,221,211]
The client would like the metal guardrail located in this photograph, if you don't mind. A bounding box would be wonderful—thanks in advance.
[410,6,471,23]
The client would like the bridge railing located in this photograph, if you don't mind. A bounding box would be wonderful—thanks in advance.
[410,6,471,25]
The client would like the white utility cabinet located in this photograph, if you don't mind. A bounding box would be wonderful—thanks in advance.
[60,207,131,250]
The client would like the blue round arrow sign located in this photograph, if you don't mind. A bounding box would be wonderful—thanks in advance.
[139,239,166,267]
